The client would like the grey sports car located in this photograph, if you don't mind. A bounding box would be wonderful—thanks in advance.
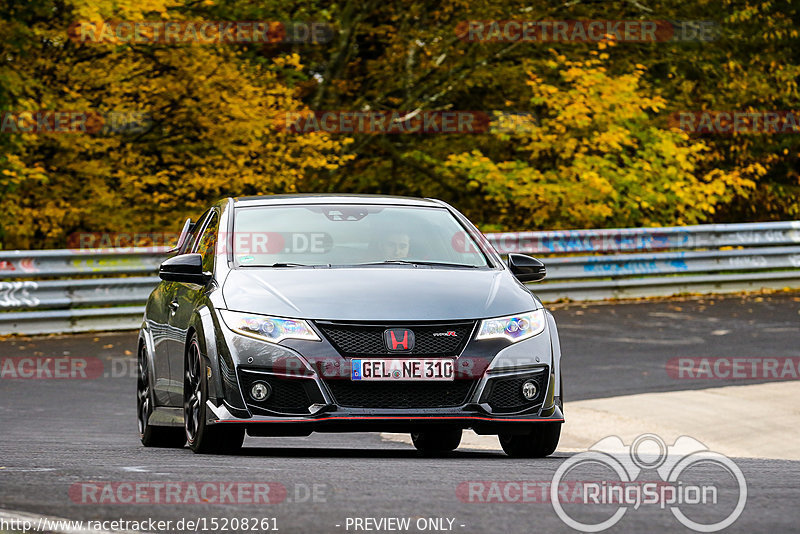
[137,195,564,456]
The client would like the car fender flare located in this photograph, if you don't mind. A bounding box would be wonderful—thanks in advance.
[188,306,223,402]
[545,310,562,400]
[138,321,158,396]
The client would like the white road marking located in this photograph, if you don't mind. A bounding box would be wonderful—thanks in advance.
[648,312,686,320]
[0,467,56,472]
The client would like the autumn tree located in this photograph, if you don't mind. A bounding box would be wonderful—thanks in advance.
[1,0,798,249]
[0,0,351,249]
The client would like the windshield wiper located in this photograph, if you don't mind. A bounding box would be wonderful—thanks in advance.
[355,260,480,268]
[266,262,311,268]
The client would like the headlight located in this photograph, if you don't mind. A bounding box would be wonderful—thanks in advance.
[475,309,546,342]
[220,310,320,343]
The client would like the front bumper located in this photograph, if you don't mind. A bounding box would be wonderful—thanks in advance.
[208,364,563,436]
[207,401,564,436]
[212,312,564,434]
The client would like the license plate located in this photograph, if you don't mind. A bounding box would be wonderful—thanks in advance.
[351,359,455,381]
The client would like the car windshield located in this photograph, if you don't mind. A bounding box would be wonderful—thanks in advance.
[231,204,489,268]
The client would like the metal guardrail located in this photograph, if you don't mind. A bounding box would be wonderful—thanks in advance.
[1,221,799,335]
[0,277,158,309]
[484,221,800,254]
[0,248,165,279]
[535,246,800,279]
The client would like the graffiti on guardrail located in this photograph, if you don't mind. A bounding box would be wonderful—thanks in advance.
[486,223,800,255]
[0,258,37,273]
[70,257,159,272]
[582,258,689,275]
[0,281,40,307]
[730,230,800,245]
[727,256,768,268]
[485,231,684,254]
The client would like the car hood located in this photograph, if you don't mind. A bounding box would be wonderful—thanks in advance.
[221,267,539,321]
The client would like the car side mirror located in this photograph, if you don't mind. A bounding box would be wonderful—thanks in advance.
[159,253,211,284]
[507,253,546,282]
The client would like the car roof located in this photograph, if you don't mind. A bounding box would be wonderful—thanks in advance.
[231,194,446,208]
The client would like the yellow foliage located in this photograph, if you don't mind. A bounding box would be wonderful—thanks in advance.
[0,1,351,249]
[444,54,754,230]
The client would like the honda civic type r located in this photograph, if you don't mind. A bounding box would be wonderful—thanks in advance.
[137,195,564,456]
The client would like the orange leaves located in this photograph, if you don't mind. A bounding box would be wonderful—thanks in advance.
[0,1,350,249]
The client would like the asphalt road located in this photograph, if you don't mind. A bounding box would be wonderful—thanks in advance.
[1,292,799,533]
[553,292,800,399]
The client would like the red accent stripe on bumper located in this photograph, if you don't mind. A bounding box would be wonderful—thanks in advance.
[215,416,565,423]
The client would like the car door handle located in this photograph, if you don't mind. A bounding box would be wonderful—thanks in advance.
[168,300,180,313]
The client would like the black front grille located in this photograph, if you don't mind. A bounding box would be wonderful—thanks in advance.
[325,380,476,409]
[483,372,548,413]
[237,369,316,414]
[316,321,475,357]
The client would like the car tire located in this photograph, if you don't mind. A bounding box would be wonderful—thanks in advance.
[499,423,561,458]
[137,344,186,448]
[184,335,245,454]
[411,428,462,454]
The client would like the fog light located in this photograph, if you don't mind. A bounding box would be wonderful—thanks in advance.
[250,381,271,401]
[521,380,538,401]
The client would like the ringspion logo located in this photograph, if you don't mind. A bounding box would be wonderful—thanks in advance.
[551,434,747,532]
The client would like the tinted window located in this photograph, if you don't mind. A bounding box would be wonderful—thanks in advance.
[232,205,488,268]
[182,210,210,255]
[194,211,219,272]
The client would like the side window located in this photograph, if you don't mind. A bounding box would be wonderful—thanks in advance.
[174,218,196,254]
[177,211,208,255]
[193,211,219,272]
[185,210,210,254]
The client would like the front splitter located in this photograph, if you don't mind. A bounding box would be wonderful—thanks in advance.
[207,400,564,426]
